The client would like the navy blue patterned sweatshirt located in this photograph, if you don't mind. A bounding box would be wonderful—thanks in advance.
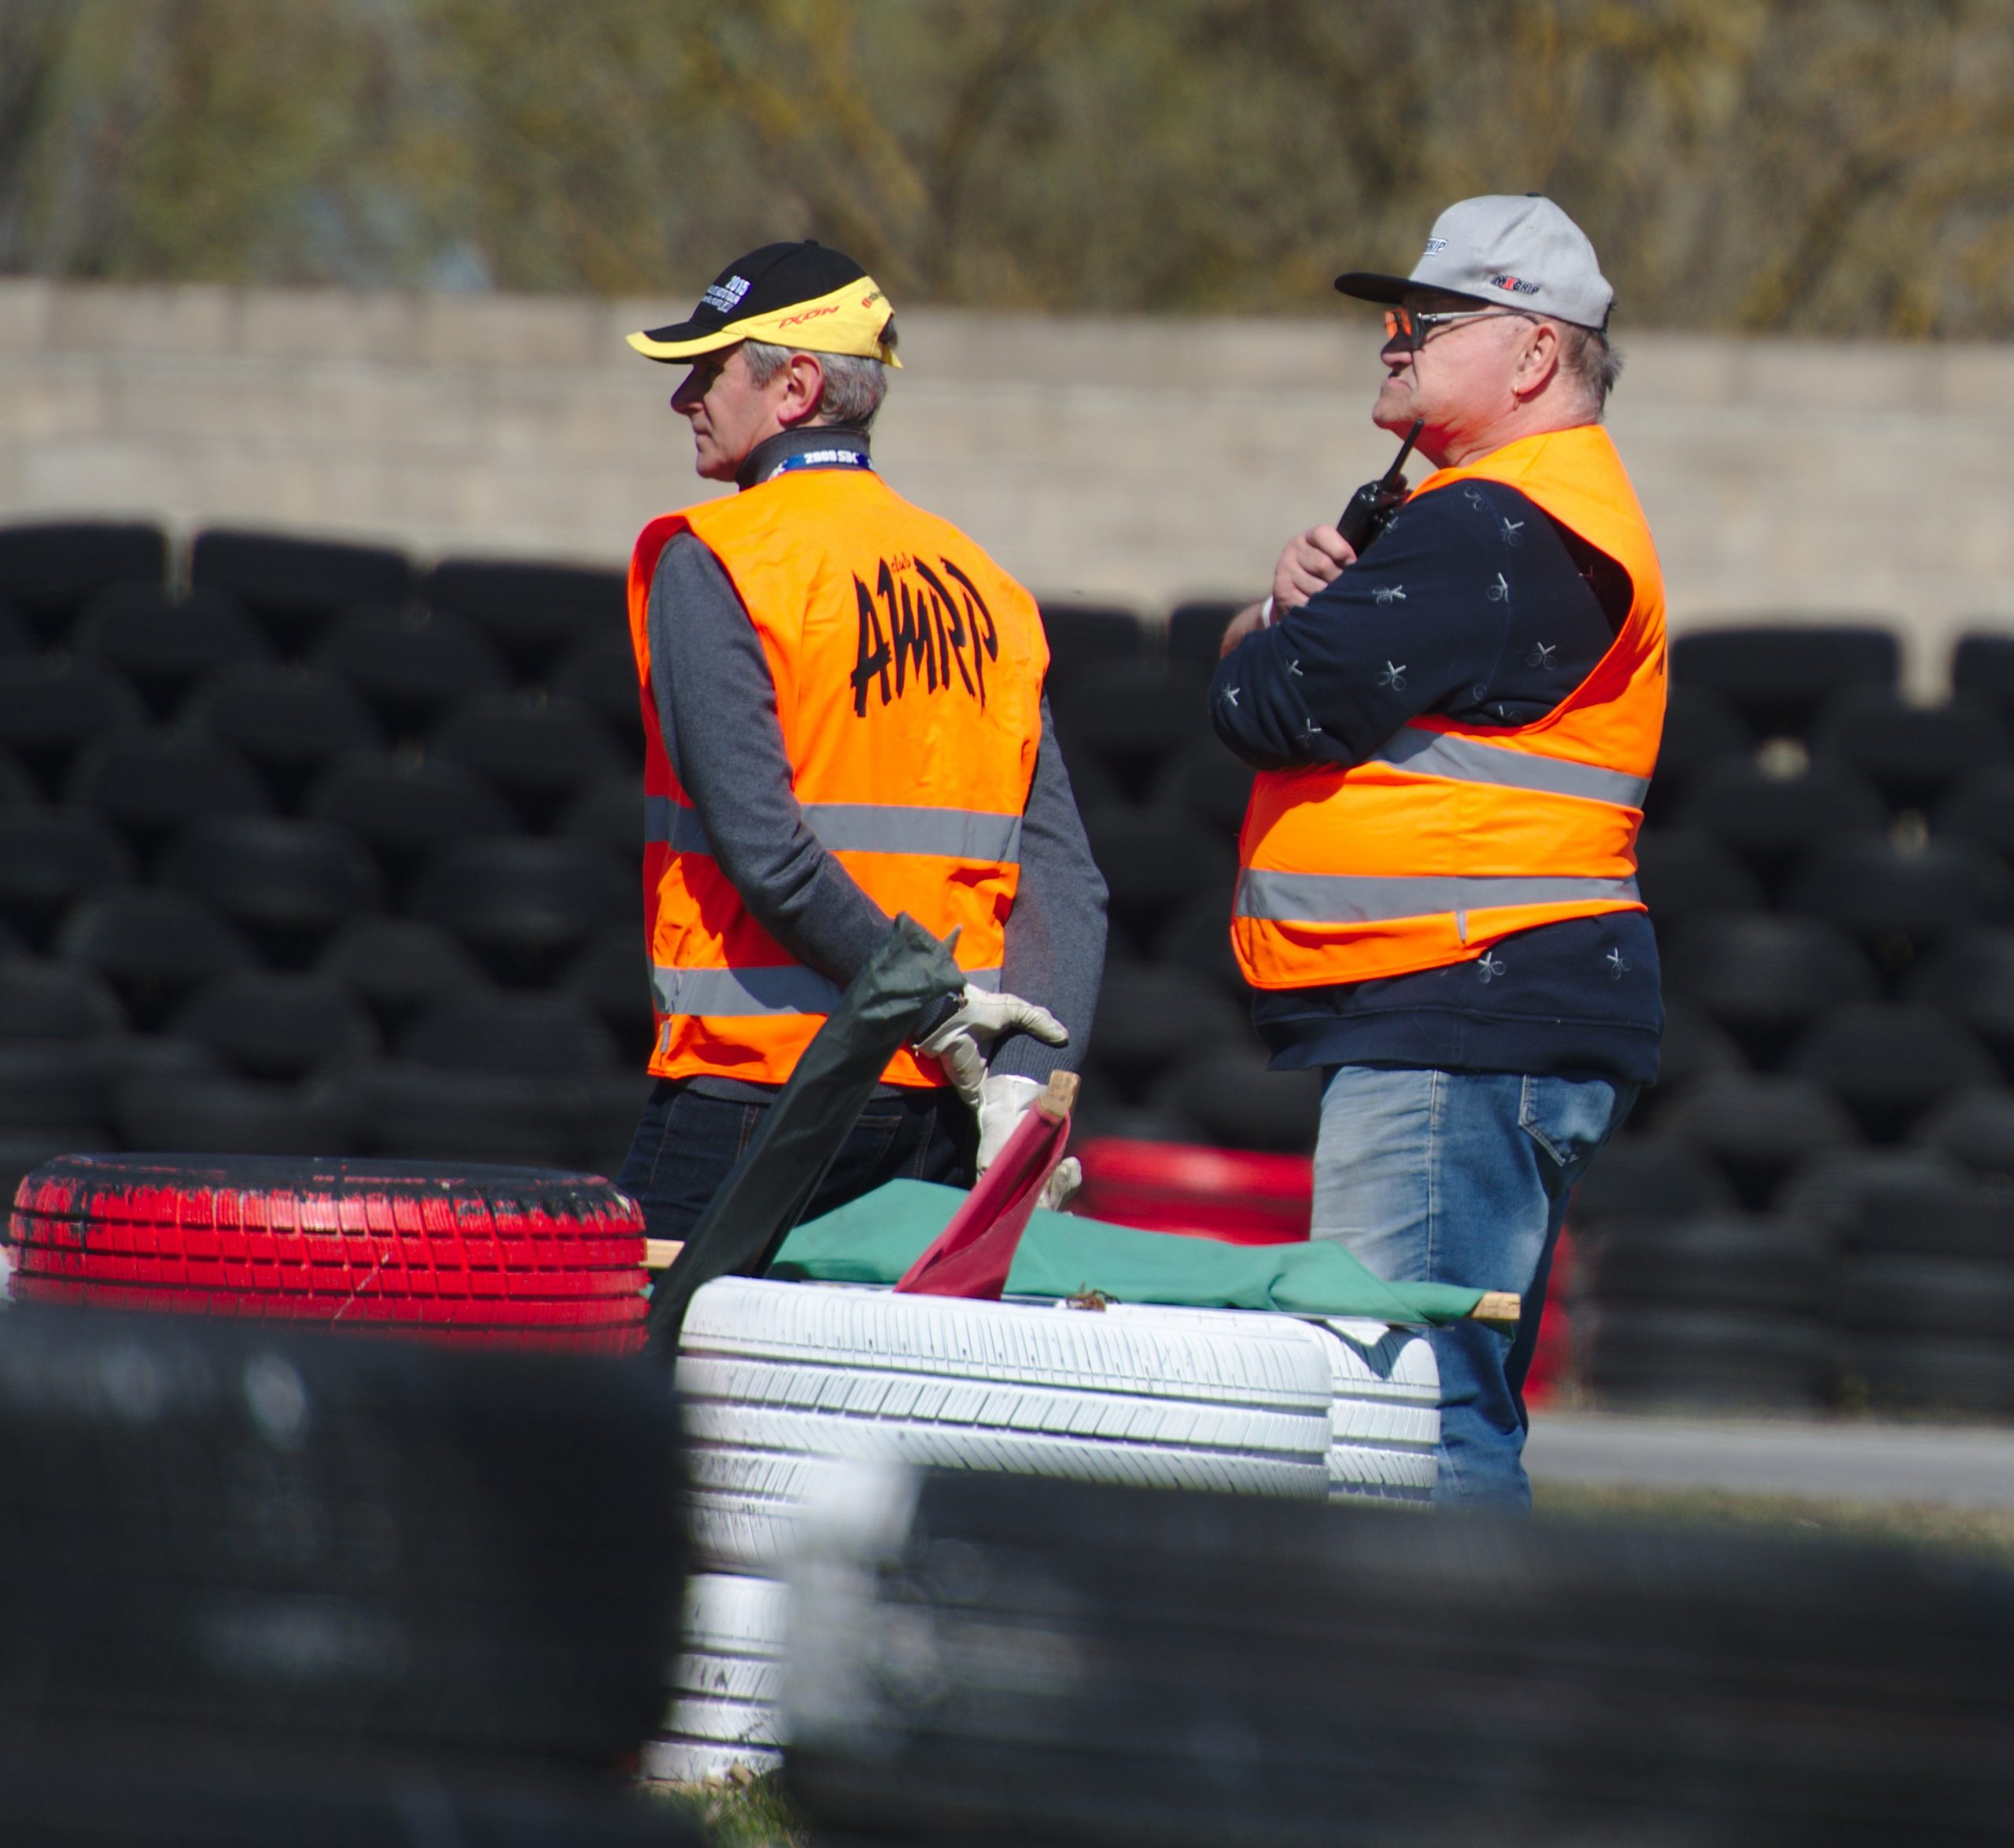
[1209,474,1662,1086]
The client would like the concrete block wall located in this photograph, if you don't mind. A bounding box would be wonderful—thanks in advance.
[6,278,2014,689]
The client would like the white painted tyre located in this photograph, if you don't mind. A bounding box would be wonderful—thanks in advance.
[680,1566,789,1656]
[1105,1304,1441,1504]
[645,1571,789,1787]
[672,1652,780,1704]
[678,1279,1333,1574]
[662,1694,778,1746]
[1306,1319,1440,1505]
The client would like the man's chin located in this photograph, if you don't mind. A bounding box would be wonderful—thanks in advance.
[1370,400,1414,436]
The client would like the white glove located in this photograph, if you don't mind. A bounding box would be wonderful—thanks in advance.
[915,983,1068,1110]
[976,1073,1083,1212]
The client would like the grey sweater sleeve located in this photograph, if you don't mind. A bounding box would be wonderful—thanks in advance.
[651,534,893,985]
[991,700,1109,1083]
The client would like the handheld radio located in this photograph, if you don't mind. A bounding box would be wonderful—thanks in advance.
[1337,419,1423,558]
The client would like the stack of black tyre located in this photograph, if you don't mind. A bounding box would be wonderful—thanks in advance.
[14,520,2014,1417]
[785,1467,2014,1846]
[1042,598,1321,1152]
[1576,622,2014,1412]
[0,537,1311,1188]
[0,1298,695,1842]
[0,520,651,1201]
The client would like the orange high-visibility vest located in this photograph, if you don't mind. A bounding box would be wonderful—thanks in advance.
[1234,422,1665,989]
[628,467,1047,1087]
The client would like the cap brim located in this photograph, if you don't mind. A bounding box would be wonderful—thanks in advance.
[626,322,742,362]
[1333,270,1413,304]
[1333,269,1496,311]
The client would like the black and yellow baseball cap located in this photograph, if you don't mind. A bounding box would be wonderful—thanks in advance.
[627,240,900,367]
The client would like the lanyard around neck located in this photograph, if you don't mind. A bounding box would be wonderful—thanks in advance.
[769,446,872,478]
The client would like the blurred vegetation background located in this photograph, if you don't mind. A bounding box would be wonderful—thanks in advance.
[2,0,2012,335]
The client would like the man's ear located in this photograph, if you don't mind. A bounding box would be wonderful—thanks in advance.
[778,351,827,426]
[1514,320,1562,400]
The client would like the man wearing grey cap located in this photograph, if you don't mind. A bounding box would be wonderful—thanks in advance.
[1211,196,1666,1510]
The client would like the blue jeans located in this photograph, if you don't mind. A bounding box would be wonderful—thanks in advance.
[618,1080,974,1249]
[1312,1066,1637,1513]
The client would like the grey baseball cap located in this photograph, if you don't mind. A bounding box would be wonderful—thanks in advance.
[1335,194,1613,331]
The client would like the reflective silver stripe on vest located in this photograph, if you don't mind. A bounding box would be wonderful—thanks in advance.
[654,963,1002,1017]
[1368,725,1651,809]
[802,803,1023,861]
[644,799,1020,861]
[1236,870,1640,924]
[644,798,714,854]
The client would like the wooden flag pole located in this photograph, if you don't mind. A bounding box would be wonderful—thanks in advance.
[1035,1070,1080,1119]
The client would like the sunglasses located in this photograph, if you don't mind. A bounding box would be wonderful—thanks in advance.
[1381,306,1537,351]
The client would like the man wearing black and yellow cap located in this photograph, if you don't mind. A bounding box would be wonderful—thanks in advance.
[618,241,1106,1272]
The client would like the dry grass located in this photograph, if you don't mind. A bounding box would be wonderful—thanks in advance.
[1534,1480,2014,1563]
[644,1770,805,1848]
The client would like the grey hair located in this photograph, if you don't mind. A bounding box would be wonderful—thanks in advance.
[1556,322,1623,415]
[742,322,896,429]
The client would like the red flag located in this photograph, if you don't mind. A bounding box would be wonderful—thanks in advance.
[895,1073,1078,1299]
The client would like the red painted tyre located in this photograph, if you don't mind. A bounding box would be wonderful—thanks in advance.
[8,1153,647,1352]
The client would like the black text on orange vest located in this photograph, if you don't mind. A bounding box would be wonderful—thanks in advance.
[852,555,1000,715]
